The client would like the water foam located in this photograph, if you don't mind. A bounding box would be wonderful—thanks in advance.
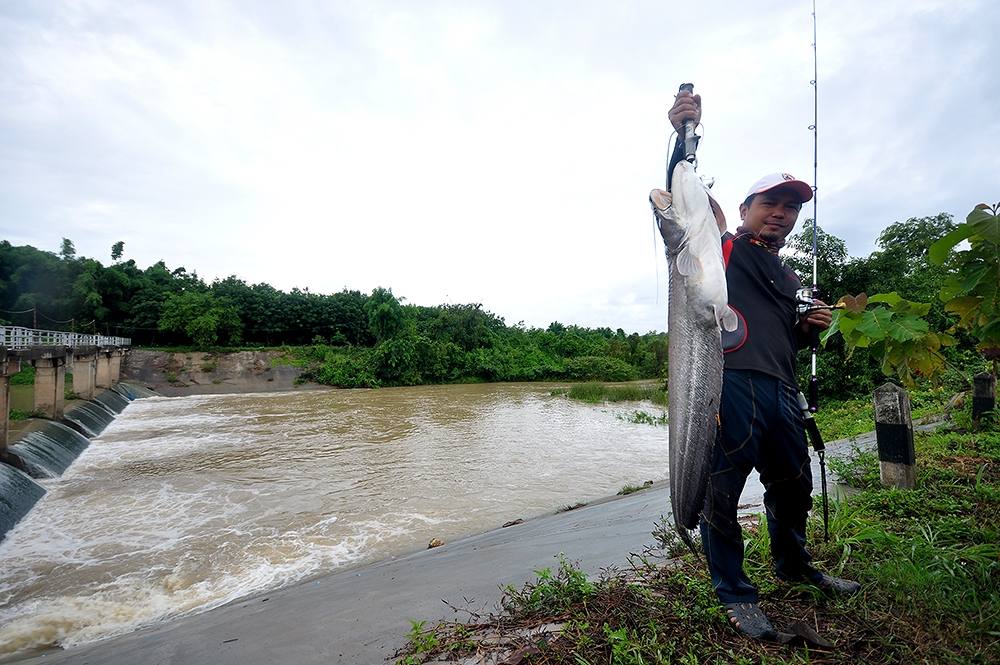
[0,511,436,655]
[0,386,668,657]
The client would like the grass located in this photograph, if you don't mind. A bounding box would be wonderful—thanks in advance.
[8,408,44,421]
[9,366,35,385]
[394,405,1000,664]
[617,481,654,496]
[555,381,958,441]
[814,385,954,441]
[555,382,667,407]
[617,409,668,426]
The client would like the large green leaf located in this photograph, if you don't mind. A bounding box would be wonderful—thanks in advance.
[886,315,929,342]
[939,282,966,302]
[856,307,893,341]
[979,318,1000,346]
[967,205,1000,243]
[820,309,843,345]
[928,224,976,265]
[959,264,991,292]
[868,292,903,306]
[944,296,983,327]
[838,313,861,336]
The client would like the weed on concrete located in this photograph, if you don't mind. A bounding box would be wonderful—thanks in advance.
[394,415,1000,664]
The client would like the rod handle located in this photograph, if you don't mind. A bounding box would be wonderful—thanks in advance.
[677,83,697,162]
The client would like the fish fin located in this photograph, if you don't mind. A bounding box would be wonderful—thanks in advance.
[649,188,672,211]
[675,248,701,276]
[719,305,739,332]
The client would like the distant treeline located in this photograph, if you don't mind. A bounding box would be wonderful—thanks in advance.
[1,209,988,394]
[0,239,667,386]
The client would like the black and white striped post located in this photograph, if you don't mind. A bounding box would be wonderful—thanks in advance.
[873,383,916,489]
[972,372,996,430]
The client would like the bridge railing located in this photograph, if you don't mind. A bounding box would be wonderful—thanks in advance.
[0,326,130,351]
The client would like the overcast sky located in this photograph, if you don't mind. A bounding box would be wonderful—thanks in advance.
[2,0,997,332]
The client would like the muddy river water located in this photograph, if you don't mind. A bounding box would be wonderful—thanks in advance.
[0,383,669,657]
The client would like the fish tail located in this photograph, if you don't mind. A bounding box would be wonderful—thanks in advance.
[677,525,701,558]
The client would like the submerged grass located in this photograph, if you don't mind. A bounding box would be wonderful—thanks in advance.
[395,408,1000,664]
[616,409,668,426]
[557,382,667,407]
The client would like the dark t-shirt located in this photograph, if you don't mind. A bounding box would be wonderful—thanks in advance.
[722,232,805,387]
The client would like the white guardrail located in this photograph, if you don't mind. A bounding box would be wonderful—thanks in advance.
[0,326,130,351]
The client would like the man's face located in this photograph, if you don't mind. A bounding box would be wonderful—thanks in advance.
[739,187,803,242]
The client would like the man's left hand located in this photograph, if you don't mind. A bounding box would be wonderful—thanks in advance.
[801,299,833,332]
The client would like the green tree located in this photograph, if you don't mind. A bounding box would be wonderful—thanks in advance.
[159,291,242,347]
[930,202,1000,370]
[111,241,125,262]
[59,238,76,261]
[365,287,404,343]
[785,222,849,299]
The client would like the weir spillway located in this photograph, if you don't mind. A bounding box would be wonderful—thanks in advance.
[0,327,138,543]
[0,383,155,543]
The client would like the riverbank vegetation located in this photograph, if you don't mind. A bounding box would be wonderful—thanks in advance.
[1,204,995,395]
[394,408,999,664]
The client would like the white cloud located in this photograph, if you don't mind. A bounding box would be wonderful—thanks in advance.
[1,0,997,331]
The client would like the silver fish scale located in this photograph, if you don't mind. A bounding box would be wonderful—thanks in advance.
[666,266,723,536]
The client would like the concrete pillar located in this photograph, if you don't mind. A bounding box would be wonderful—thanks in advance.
[72,353,97,400]
[110,350,123,385]
[972,372,996,429]
[96,351,112,389]
[874,382,916,489]
[1,356,21,453]
[33,355,67,420]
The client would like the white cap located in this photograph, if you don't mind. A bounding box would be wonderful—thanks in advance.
[744,173,813,203]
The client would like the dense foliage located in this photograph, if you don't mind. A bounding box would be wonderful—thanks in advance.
[0,239,667,387]
[930,202,1000,368]
[786,212,989,399]
[1,203,992,393]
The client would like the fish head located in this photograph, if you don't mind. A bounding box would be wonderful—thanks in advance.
[651,161,714,256]
[649,189,687,253]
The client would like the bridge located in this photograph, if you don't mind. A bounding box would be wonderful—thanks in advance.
[1,326,131,453]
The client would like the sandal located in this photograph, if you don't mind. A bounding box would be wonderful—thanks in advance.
[724,602,779,641]
[813,573,861,596]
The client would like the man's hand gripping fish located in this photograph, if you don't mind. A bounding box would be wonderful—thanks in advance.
[650,160,737,550]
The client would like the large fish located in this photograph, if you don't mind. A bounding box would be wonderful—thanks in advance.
[650,160,736,548]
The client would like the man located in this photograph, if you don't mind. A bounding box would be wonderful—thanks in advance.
[662,89,860,641]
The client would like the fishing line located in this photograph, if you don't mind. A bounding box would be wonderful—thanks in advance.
[653,128,682,306]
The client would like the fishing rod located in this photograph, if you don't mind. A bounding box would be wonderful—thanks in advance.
[797,0,830,542]
[665,82,699,192]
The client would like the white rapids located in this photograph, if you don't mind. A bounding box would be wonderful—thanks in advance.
[0,384,670,658]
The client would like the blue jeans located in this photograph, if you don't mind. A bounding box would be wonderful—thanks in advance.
[699,369,820,604]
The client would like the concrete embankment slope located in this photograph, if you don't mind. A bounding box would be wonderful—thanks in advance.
[122,349,324,396]
[16,428,900,665]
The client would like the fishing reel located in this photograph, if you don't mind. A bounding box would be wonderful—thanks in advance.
[796,287,818,316]
[797,288,846,317]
